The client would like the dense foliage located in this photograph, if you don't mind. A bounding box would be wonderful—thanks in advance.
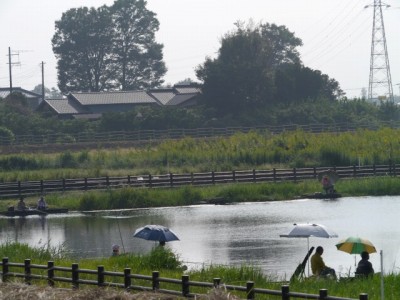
[52,0,166,92]
[195,22,343,115]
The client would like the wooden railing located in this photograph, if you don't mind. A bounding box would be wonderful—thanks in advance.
[1,121,400,147]
[0,258,368,299]
[0,164,397,199]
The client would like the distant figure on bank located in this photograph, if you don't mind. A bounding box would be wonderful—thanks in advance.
[37,196,47,210]
[17,197,27,211]
[112,244,120,256]
[311,246,336,279]
[321,176,334,194]
[355,251,374,277]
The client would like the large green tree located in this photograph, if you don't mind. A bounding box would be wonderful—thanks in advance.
[52,6,114,93]
[111,0,166,90]
[274,64,343,102]
[52,0,166,93]
[196,22,302,114]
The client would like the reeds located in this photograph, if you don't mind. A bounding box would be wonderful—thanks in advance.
[1,127,400,181]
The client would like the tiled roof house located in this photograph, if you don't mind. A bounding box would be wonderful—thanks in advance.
[0,87,42,110]
[38,84,201,119]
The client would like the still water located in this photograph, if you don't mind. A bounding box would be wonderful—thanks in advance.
[1,196,399,279]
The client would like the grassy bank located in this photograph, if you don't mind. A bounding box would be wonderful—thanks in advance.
[3,176,400,212]
[2,127,400,182]
[0,242,396,299]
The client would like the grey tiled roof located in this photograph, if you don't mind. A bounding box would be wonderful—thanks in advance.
[44,99,87,114]
[0,87,41,99]
[149,90,176,105]
[70,91,156,105]
[166,93,198,106]
[174,86,201,94]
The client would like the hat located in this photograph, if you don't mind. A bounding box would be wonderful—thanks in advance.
[112,244,120,251]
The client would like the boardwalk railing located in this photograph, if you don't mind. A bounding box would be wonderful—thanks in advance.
[0,164,397,199]
[1,121,400,147]
[0,258,368,299]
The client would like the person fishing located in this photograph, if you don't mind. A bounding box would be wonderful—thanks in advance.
[321,175,334,194]
[37,196,47,210]
[17,197,27,211]
[355,251,374,278]
[311,246,337,279]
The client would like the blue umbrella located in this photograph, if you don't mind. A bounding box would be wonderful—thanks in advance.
[133,225,180,242]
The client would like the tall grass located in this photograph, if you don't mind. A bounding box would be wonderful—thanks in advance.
[1,127,400,181]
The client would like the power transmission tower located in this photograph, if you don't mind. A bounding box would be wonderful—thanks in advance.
[366,0,394,102]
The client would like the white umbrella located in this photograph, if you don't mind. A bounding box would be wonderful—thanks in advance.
[280,223,338,276]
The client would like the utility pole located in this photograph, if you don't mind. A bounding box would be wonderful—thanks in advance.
[41,61,45,101]
[7,47,21,96]
[8,47,12,95]
[365,0,394,102]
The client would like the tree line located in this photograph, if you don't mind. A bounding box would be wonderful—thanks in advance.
[1,0,399,138]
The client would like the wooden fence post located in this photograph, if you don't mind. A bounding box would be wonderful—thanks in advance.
[252,169,256,182]
[313,167,317,179]
[149,174,153,188]
[319,289,328,299]
[18,181,21,196]
[62,178,65,192]
[72,263,79,289]
[24,259,31,285]
[353,165,357,177]
[273,168,276,182]
[106,176,110,187]
[124,268,131,289]
[281,285,290,300]
[40,180,44,193]
[232,170,236,182]
[246,281,254,300]
[152,271,159,290]
[84,178,88,190]
[170,173,173,187]
[182,275,190,297]
[47,261,54,287]
[293,168,297,182]
[191,172,194,184]
[128,175,131,185]
[98,266,104,287]
[212,171,215,184]
[373,164,376,176]
[2,257,9,283]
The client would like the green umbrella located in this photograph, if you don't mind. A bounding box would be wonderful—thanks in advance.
[335,236,377,266]
[336,237,377,254]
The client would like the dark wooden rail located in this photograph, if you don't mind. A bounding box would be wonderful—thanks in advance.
[0,164,396,199]
[0,258,368,299]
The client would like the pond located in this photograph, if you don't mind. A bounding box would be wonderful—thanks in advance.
[0,196,399,279]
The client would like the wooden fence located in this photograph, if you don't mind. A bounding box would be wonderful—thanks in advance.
[1,121,400,147]
[0,164,397,199]
[0,258,368,299]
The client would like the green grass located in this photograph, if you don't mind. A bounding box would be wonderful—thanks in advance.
[2,127,400,182]
[0,242,396,299]
[3,175,400,212]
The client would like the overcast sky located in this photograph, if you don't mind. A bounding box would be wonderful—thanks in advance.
[0,0,399,98]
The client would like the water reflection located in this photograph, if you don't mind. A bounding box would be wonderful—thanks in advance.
[0,196,399,278]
